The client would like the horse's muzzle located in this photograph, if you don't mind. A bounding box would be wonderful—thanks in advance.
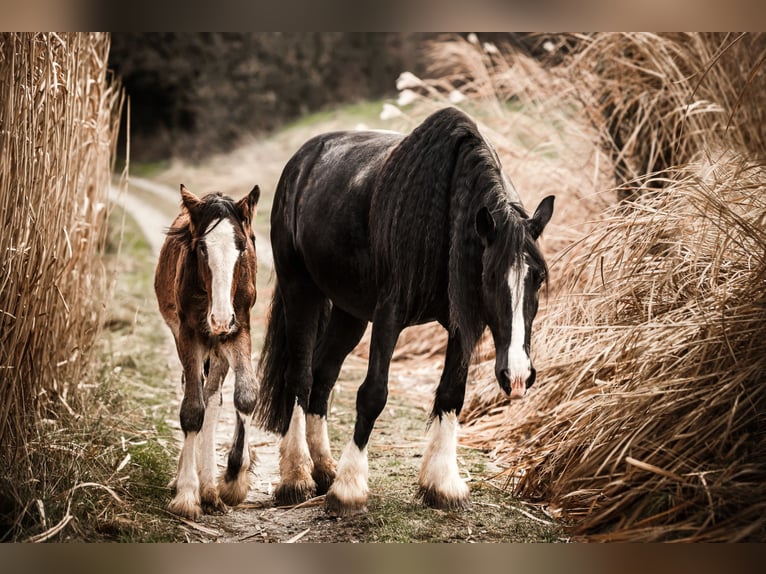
[496,367,536,399]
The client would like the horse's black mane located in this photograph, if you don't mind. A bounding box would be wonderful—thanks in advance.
[370,107,546,350]
[166,192,243,246]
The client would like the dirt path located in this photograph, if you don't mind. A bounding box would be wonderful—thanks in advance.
[116,154,564,542]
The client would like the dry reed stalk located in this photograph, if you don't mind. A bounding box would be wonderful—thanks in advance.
[0,33,123,451]
[561,33,766,194]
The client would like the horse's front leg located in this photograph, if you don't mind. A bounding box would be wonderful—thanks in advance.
[169,332,206,520]
[325,306,401,516]
[418,332,472,510]
[218,331,257,507]
[198,351,228,513]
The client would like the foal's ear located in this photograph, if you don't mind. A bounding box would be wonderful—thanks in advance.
[475,206,496,245]
[180,184,201,213]
[528,195,555,240]
[237,184,260,225]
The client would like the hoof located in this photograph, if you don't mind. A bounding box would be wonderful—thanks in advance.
[218,471,251,507]
[324,489,368,517]
[274,479,316,506]
[311,465,336,496]
[417,485,472,511]
[200,485,227,514]
[168,491,202,521]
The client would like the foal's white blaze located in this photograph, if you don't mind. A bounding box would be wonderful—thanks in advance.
[418,411,469,500]
[507,261,531,398]
[204,219,239,334]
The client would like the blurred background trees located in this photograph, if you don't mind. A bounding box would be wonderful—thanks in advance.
[109,33,428,160]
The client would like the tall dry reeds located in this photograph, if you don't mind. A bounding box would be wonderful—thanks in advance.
[390,33,766,541]
[566,33,766,194]
[0,34,123,451]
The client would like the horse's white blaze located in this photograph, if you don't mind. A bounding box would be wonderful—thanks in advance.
[419,411,468,499]
[306,413,332,463]
[507,261,531,397]
[329,440,369,503]
[204,218,238,333]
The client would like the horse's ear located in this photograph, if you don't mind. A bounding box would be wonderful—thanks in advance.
[528,195,555,240]
[237,184,260,224]
[180,184,201,213]
[475,206,496,245]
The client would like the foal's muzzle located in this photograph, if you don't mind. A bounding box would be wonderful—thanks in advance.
[209,312,236,336]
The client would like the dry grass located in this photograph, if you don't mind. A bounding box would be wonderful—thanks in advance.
[388,33,766,541]
[0,33,123,537]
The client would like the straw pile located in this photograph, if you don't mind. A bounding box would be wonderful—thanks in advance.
[0,34,123,451]
[384,33,766,541]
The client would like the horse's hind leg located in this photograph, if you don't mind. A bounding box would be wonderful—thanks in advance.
[198,351,228,513]
[218,332,258,507]
[418,333,471,510]
[274,283,326,505]
[307,307,367,494]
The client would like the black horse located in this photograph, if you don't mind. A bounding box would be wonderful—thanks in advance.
[256,107,554,515]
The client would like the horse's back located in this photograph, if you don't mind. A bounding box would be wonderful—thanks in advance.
[271,130,403,319]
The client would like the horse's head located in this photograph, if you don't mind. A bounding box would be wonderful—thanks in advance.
[476,195,554,399]
[180,183,260,337]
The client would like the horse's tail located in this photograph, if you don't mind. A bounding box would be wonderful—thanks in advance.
[255,283,332,435]
[255,284,293,435]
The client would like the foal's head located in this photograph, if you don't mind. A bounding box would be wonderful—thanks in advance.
[180,184,260,337]
[476,194,554,399]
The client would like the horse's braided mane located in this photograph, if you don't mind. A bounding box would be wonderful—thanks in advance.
[370,107,545,350]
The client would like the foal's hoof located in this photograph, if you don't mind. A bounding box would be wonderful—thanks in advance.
[417,486,472,511]
[200,486,227,515]
[324,489,368,517]
[218,471,251,507]
[274,479,316,506]
[168,492,202,521]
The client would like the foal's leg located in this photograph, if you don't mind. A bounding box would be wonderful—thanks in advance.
[325,305,401,516]
[198,352,228,513]
[307,307,367,494]
[274,285,325,505]
[218,332,258,507]
[169,333,206,520]
[418,333,471,510]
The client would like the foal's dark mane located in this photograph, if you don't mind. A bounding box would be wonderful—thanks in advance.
[370,107,547,350]
[166,192,245,246]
